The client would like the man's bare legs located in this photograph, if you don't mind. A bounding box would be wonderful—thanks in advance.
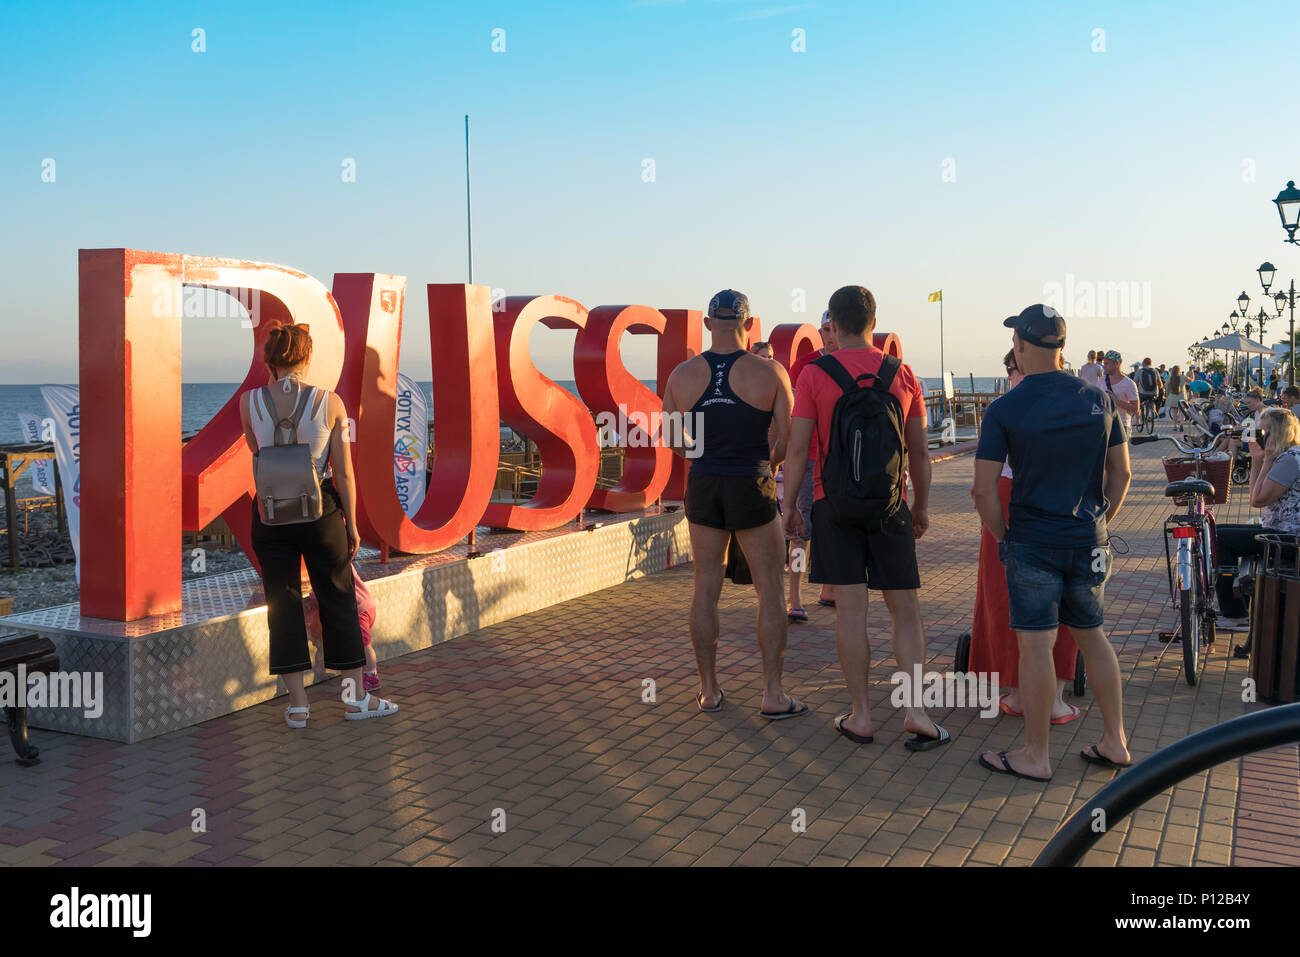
[832,583,874,738]
[981,630,1056,778]
[1066,624,1130,766]
[687,523,728,709]
[981,624,1128,778]
[689,518,795,712]
[735,515,795,713]
[881,589,939,739]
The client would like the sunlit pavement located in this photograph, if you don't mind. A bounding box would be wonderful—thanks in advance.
[1,426,1296,867]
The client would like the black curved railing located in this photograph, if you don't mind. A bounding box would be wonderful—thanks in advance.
[1034,702,1300,866]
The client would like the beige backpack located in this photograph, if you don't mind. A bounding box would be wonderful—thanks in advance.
[252,385,324,525]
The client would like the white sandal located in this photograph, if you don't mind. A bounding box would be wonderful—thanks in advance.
[285,705,310,729]
[344,693,398,721]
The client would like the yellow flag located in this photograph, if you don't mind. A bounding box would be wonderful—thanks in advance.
[928,290,942,302]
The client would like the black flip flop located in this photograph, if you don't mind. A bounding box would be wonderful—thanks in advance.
[697,690,724,713]
[816,598,836,608]
[1080,744,1131,769]
[833,712,873,744]
[904,724,951,752]
[978,750,1052,782]
[759,696,808,720]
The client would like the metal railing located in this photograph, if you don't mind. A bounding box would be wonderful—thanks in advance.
[925,391,1004,447]
[493,448,627,502]
[1034,702,1300,866]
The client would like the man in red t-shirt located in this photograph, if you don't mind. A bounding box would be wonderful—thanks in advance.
[789,309,838,386]
[785,311,838,615]
[782,285,946,750]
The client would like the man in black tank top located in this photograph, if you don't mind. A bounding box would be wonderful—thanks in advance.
[662,290,807,719]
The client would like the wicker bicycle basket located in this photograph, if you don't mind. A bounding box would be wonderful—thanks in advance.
[1161,455,1230,505]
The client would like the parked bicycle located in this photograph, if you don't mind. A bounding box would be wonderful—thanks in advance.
[1138,395,1159,434]
[1130,430,1240,685]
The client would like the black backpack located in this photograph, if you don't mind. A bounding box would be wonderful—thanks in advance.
[1137,367,1159,392]
[813,353,907,527]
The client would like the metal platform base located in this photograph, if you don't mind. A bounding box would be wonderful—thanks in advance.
[0,508,690,743]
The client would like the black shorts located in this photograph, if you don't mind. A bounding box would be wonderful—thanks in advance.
[809,497,921,590]
[685,472,779,531]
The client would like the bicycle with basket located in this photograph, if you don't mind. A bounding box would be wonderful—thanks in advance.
[1130,428,1238,685]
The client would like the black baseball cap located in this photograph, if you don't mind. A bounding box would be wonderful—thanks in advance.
[1004,304,1066,348]
[707,289,750,321]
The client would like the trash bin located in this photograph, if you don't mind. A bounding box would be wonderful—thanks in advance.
[1250,534,1300,703]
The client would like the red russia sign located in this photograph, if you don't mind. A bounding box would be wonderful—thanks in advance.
[78,249,900,622]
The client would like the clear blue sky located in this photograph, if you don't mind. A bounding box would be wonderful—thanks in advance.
[3,0,1299,384]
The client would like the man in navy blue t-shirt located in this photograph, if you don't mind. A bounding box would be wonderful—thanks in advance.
[972,304,1134,782]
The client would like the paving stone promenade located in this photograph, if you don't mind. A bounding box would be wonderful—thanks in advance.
[1,432,1296,866]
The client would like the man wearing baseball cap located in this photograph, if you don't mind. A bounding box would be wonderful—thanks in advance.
[661,289,806,719]
[972,304,1133,780]
[1101,349,1140,433]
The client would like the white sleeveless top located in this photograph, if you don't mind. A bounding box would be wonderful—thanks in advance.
[248,383,333,479]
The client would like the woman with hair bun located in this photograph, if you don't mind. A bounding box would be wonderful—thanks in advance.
[239,323,399,727]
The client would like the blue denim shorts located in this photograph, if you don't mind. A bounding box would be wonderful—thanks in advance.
[998,539,1111,631]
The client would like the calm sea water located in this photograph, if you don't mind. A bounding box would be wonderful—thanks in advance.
[0,381,625,449]
[0,373,1003,492]
[0,375,1004,445]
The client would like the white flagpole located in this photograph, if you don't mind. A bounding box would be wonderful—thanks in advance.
[941,293,950,438]
[465,114,473,284]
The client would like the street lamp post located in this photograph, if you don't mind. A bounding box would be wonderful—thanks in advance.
[1259,252,1296,388]
[1254,309,1269,387]
[1270,181,1300,385]
[1282,281,1296,387]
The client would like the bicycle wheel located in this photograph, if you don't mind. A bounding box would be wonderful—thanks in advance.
[1072,649,1087,697]
[1180,586,1200,685]
[954,632,971,673]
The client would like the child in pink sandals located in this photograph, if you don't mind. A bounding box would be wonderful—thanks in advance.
[304,565,382,693]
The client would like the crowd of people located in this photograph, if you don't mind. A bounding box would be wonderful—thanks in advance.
[659,291,1300,782]
[663,293,1115,776]
[239,302,1300,787]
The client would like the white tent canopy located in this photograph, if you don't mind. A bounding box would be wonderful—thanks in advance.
[1194,333,1274,354]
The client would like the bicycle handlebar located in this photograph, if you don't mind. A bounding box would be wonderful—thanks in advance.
[1129,430,1235,456]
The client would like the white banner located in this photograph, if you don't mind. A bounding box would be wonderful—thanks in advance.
[393,373,428,518]
[16,413,57,495]
[40,385,81,583]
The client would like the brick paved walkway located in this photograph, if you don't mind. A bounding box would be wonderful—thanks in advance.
[2,431,1297,866]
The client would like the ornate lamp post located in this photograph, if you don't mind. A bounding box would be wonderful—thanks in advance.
[1270,181,1300,385]
[1254,309,1270,386]
[1226,315,1241,385]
